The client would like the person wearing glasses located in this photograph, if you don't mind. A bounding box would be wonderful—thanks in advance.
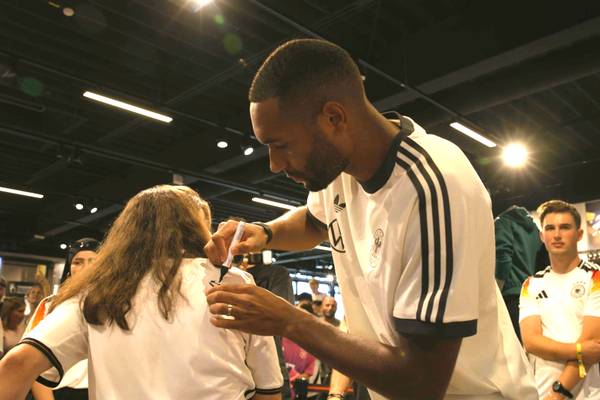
[0,185,282,400]
[26,237,99,400]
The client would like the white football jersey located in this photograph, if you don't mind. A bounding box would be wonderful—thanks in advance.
[307,116,537,400]
[520,260,600,399]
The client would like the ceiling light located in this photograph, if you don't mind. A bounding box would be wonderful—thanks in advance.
[252,197,297,211]
[83,91,172,123]
[449,122,496,148]
[60,243,67,250]
[326,274,335,281]
[63,7,75,17]
[90,207,98,214]
[193,0,213,11]
[33,234,45,240]
[217,140,228,149]
[315,245,331,251]
[502,143,528,168]
[242,145,254,156]
[75,203,84,210]
[0,185,44,199]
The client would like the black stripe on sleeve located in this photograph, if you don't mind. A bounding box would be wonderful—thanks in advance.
[306,208,327,231]
[396,156,430,322]
[394,318,477,338]
[244,388,257,399]
[404,137,454,324]
[255,386,284,394]
[398,146,442,323]
[19,338,64,388]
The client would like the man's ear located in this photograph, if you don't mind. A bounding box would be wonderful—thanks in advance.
[320,101,347,133]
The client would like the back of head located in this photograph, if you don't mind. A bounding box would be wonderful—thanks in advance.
[249,39,364,116]
[53,185,213,330]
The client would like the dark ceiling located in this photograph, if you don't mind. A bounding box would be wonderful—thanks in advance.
[1,0,600,270]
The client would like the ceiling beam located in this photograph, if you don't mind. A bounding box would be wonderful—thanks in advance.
[374,16,600,111]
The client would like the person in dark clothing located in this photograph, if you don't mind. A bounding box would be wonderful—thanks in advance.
[243,252,294,400]
[494,205,548,342]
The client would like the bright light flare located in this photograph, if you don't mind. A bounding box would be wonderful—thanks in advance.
[502,143,528,168]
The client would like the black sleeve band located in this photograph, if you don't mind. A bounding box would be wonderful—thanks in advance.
[394,318,477,338]
[19,338,64,388]
[255,386,284,394]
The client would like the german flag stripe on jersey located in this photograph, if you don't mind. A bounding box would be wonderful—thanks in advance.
[591,270,600,293]
[29,298,49,330]
[521,277,531,298]
[396,136,453,324]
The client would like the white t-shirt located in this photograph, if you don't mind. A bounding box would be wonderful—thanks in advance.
[22,258,283,400]
[23,296,88,390]
[519,260,600,399]
[307,116,537,400]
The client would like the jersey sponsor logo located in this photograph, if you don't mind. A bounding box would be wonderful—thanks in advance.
[535,290,549,300]
[333,194,346,213]
[369,228,384,267]
[571,282,586,298]
[328,219,345,253]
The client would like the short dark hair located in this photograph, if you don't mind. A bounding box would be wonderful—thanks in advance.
[248,39,363,111]
[538,200,581,229]
[297,292,312,303]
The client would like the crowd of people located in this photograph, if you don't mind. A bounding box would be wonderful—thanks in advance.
[0,38,599,400]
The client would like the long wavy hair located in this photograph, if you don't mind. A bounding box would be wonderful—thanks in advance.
[51,185,212,330]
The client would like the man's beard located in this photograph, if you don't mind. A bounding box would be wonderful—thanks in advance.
[301,134,348,192]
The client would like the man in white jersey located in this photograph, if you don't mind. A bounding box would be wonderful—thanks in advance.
[205,38,537,399]
[520,200,600,399]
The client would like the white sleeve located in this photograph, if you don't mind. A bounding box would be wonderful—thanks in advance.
[20,298,88,388]
[245,335,284,395]
[518,277,540,321]
[392,136,493,338]
[584,270,600,317]
[306,191,327,229]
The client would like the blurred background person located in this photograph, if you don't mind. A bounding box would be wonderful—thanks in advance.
[494,205,547,342]
[321,296,340,328]
[24,284,43,323]
[0,276,6,309]
[1,297,26,354]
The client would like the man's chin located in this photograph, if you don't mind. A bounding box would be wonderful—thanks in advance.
[305,179,333,192]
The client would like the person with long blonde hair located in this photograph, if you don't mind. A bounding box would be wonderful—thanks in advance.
[0,185,283,400]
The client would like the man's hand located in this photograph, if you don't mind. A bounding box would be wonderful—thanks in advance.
[206,283,304,336]
[204,221,269,266]
[581,339,600,367]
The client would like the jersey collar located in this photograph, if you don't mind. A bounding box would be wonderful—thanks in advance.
[359,115,413,194]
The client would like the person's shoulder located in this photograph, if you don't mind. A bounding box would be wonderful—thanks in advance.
[533,266,552,279]
[579,260,600,273]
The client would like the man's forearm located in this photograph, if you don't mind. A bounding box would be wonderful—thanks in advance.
[267,206,327,251]
[524,334,577,362]
[283,310,457,399]
[558,361,582,393]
